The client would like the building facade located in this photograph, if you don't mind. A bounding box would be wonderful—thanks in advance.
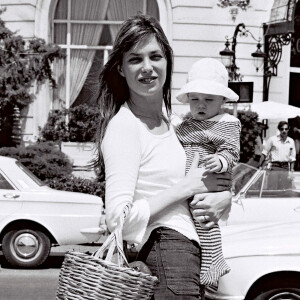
[0,0,295,141]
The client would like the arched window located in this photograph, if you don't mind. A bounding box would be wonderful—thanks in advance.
[52,0,159,108]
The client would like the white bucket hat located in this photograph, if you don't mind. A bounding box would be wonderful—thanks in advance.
[176,58,239,103]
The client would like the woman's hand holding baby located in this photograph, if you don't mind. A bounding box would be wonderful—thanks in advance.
[189,191,232,228]
[182,153,231,198]
[183,152,207,197]
[182,152,232,229]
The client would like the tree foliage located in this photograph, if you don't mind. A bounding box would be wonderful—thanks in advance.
[0,9,65,147]
[39,104,101,143]
[0,141,73,180]
[0,12,65,109]
[235,109,260,162]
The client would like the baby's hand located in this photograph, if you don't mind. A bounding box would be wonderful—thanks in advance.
[204,154,222,173]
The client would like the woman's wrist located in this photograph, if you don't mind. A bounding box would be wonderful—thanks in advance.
[217,190,232,217]
[176,178,194,200]
[178,176,207,200]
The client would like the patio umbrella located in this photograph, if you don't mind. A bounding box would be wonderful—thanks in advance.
[249,101,300,119]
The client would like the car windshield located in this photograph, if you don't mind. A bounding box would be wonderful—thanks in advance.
[232,163,300,198]
[16,161,45,187]
[245,169,300,198]
[232,163,258,195]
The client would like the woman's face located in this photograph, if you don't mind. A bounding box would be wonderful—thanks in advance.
[120,35,167,101]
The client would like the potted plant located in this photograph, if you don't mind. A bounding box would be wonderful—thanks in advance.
[39,104,101,175]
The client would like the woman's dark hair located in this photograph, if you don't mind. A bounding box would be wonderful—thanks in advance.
[277,121,289,130]
[94,14,173,168]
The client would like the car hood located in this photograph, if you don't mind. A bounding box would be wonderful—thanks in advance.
[20,188,103,206]
[221,222,300,258]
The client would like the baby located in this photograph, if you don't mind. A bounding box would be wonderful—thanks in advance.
[176,58,241,288]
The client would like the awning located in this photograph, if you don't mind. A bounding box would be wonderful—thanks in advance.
[265,0,297,36]
[248,100,300,119]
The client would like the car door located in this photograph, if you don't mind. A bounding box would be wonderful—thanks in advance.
[0,171,22,222]
[226,169,300,225]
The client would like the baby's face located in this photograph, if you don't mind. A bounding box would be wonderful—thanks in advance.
[188,92,225,121]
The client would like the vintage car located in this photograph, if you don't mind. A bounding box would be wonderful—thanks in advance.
[221,163,300,226]
[0,155,105,268]
[206,223,300,300]
[206,163,300,299]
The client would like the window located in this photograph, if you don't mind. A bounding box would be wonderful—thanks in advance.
[245,170,297,198]
[52,0,159,109]
[0,173,14,190]
[232,163,257,196]
[245,172,264,198]
[16,162,45,187]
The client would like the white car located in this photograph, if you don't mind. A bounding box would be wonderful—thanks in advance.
[223,163,300,226]
[206,164,300,299]
[0,155,105,268]
[206,223,300,300]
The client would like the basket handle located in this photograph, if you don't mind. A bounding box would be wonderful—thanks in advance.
[92,204,131,267]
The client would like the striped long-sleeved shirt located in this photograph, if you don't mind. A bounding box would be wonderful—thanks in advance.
[176,113,241,182]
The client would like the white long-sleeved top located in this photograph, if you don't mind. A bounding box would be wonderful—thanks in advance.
[101,104,199,249]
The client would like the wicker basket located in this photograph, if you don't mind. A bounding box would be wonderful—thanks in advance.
[56,206,158,300]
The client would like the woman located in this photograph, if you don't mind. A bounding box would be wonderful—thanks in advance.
[95,14,231,299]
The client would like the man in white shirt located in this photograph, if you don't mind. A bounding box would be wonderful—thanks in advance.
[259,121,296,189]
[259,121,296,171]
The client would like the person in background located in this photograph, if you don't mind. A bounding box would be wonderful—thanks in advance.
[259,121,296,189]
[94,14,232,300]
[176,58,241,288]
[259,121,296,171]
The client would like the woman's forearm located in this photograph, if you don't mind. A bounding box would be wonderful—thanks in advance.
[147,175,206,222]
[148,167,232,222]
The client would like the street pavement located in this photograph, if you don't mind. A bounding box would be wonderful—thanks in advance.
[0,268,59,300]
[0,241,106,300]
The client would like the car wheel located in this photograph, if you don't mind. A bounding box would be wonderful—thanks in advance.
[253,288,300,300]
[2,228,51,268]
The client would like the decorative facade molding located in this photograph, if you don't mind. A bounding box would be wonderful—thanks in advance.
[217,0,251,22]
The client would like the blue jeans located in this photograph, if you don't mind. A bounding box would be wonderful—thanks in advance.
[137,227,202,300]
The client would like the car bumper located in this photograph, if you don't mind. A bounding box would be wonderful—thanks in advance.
[205,285,244,300]
[205,291,244,300]
[80,226,107,243]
